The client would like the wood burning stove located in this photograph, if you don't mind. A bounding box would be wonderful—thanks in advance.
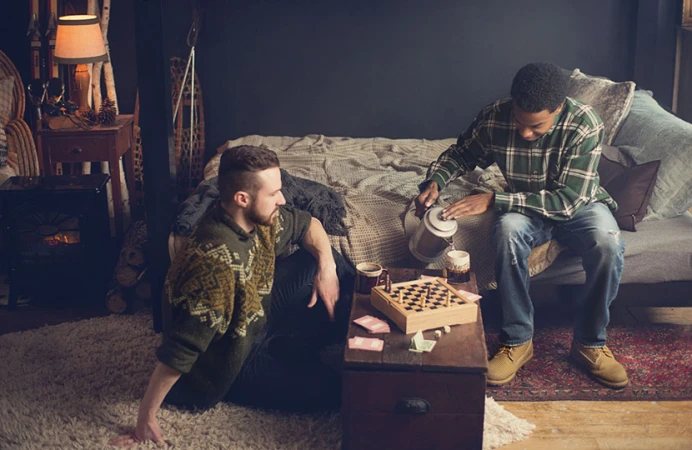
[0,174,112,310]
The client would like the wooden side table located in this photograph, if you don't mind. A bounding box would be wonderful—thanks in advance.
[37,115,135,236]
[342,268,487,450]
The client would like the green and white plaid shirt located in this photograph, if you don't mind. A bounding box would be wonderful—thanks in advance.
[424,97,617,221]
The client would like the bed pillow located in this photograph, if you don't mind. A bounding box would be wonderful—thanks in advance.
[0,76,14,168]
[567,69,635,145]
[598,146,660,231]
[612,90,692,220]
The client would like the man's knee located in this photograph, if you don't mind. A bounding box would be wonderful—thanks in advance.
[493,213,535,254]
[590,229,626,261]
[494,213,533,237]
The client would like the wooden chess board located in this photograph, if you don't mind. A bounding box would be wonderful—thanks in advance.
[370,277,478,334]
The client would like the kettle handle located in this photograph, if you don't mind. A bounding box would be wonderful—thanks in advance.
[403,200,421,240]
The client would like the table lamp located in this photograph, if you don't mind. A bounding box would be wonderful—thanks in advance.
[54,15,108,113]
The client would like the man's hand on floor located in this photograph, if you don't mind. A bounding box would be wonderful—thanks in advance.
[108,415,164,447]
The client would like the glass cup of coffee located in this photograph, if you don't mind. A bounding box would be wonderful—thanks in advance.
[444,250,471,284]
[355,262,389,294]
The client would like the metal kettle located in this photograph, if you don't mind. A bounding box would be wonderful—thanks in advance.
[408,206,458,263]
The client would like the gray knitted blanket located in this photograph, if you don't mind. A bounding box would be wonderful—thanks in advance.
[174,169,348,237]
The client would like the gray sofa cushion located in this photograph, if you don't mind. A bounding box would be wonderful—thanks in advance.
[612,90,692,220]
[567,69,635,145]
[533,212,692,285]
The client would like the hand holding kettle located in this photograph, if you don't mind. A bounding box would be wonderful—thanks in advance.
[414,181,440,217]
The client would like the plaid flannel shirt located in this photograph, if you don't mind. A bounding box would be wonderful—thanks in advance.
[424,97,616,221]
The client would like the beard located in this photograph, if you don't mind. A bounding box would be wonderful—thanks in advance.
[248,204,279,226]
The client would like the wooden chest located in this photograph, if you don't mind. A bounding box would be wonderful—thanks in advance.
[342,268,487,450]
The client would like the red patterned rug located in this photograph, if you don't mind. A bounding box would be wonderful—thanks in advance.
[484,324,692,401]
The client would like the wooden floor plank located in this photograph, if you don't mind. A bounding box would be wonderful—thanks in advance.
[499,401,692,449]
[628,307,692,325]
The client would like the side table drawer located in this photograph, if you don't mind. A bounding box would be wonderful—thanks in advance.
[43,136,107,163]
[342,370,485,450]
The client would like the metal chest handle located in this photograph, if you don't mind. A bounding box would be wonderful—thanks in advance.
[394,397,431,415]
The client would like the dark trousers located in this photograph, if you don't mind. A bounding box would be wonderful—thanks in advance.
[225,247,355,411]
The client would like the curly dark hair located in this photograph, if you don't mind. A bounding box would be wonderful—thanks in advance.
[510,62,568,113]
[218,145,280,202]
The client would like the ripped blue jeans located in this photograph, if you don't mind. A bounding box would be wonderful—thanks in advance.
[492,202,625,347]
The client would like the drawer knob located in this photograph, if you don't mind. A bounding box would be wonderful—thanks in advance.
[394,397,430,415]
[72,147,83,154]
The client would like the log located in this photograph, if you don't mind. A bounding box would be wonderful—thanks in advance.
[121,221,148,267]
[112,221,148,288]
[116,264,139,288]
[106,286,128,314]
[100,0,119,112]
[134,280,152,301]
[87,0,98,109]
[122,220,148,250]
[125,248,146,268]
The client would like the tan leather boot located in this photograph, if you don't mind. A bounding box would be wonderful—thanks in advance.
[487,340,533,386]
[571,341,629,389]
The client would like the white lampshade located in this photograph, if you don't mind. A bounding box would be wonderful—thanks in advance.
[54,15,108,64]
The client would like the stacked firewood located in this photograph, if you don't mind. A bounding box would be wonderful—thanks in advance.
[106,221,151,314]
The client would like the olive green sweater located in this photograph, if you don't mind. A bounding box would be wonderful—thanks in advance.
[157,204,312,407]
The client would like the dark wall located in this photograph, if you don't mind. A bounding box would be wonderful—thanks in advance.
[3,1,682,163]
[193,0,639,156]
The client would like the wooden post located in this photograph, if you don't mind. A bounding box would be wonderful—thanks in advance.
[134,0,178,332]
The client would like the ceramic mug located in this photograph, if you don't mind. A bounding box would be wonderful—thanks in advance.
[355,262,389,294]
[445,250,471,283]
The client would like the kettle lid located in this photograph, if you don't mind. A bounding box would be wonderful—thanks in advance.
[425,207,458,235]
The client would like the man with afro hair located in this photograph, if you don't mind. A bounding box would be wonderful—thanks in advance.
[415,62,628,389]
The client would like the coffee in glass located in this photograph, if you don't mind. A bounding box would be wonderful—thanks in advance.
[445,250,471,283]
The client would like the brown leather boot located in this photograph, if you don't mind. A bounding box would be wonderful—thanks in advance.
[571,341,629,389]
[487,340,534,386]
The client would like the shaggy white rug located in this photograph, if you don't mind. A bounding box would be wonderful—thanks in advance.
[0,314,534,450]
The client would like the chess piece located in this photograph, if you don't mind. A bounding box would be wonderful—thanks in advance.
[385,272,392,293]
[446,291,451,307]
[398,290,403,303]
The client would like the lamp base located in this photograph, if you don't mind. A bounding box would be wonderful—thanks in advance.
[74,63,91,113]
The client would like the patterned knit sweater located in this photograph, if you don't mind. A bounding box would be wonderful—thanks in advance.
[157,204,312,407]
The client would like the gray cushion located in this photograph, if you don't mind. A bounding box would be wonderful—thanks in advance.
[567,69,635,145]
[612,90,692,220]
